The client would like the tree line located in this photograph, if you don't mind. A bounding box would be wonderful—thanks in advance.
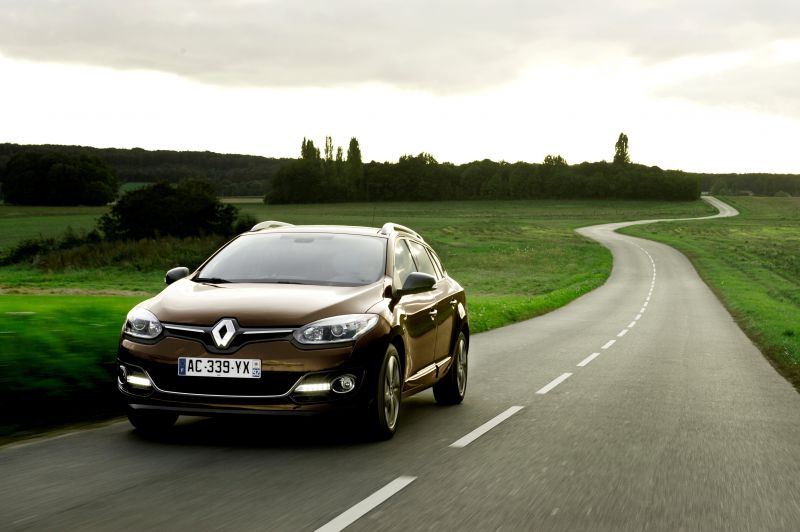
[0,143,288,197]
[3,137,799,205]
[700,173,800,197]
[268,133,700,203]
[2,152,118,205]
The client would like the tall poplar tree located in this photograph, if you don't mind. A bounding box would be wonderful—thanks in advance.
[346,137,364,198]
[614,133,631,164]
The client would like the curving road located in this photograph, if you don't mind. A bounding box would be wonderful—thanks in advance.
[4,197,800,531]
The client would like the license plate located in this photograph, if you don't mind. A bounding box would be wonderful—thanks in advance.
[178,357,261,378]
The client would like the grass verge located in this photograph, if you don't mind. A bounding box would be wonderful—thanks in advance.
[0,295,143,437]
[620,196,800,389]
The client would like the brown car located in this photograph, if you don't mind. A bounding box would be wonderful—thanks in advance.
[117,221,469,439]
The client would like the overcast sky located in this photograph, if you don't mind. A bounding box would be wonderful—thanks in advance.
[1,0,798,172]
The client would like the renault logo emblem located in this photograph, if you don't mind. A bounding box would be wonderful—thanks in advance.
[211,318,237,349]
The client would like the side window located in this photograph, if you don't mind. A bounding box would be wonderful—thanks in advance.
[407,240,438,278]
[393,240,415,288]
[427,248,444,278]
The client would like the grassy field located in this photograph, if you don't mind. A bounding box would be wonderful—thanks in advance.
[0,205,104,249]
[621,196,800,387]
[0,199,715,436]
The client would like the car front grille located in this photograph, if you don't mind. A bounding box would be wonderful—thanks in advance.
[162,322,294,354]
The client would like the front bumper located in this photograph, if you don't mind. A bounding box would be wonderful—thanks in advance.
[117,332,388,416]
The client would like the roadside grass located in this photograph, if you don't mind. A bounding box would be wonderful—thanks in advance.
[620,196,800,388]
[0,295,143,436]
[0,266,163,294]
[0,199,715,436]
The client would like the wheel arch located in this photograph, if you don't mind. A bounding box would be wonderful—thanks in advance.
[389,332,407,379]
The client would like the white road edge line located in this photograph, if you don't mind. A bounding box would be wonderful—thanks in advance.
[315,476,417,532]
[601,339,616,349]
[617,329,628,337]
[449,406,524,448]
[577,352,601,367]
[536,373,573,395]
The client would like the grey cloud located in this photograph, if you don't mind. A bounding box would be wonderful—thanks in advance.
[657,62,800,118]
[0,0,797,91]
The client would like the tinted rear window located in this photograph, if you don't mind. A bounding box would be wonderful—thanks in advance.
[197,233,387,286]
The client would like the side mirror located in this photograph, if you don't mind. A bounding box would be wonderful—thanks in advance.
[397,272,436,296]
[165,266,190,285]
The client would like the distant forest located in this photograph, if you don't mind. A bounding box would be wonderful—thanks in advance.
[1,141,798,203]
[702,173,800,197]
[0,143,289,196]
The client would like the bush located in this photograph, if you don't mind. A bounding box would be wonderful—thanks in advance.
[99,180,238,239]
[2,152,118,205]
[233,212,259,234]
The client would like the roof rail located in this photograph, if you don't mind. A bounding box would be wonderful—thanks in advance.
[379,222,423,240]
[250,220,294,231]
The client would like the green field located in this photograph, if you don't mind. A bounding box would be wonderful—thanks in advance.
[0,199,715,436]
[621,196,800,387]
[0,205,105,249]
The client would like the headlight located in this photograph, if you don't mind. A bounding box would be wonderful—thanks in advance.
[293,314,379,345]
[123,308,163,339]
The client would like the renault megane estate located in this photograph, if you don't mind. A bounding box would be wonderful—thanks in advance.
[117,221,469,439]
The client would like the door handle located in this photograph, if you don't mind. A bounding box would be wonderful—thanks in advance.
[429,309,438,320]
[450,299,458,306]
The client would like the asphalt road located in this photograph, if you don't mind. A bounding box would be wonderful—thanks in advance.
[4,197,800,531]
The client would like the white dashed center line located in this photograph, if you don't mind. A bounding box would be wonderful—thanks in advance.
[577,352,601,367]
[627,321,636,328]
[449,406,524,448]
[315,476,417,532]
[617,329,628,337]
[635,314,642,320]
[601,339,616,350]
[536,373,573,394]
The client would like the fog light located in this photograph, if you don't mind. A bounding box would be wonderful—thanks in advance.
[295,382,331,393]
[332,374,356,394]
[126,373,152,388]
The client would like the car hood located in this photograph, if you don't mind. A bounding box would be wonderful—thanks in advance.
[142,278,387,327]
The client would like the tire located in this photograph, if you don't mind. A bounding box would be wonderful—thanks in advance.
[127,407,178,434]
[366,344,402,440]
[433,331,467,405]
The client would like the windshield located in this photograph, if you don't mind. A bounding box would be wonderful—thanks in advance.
[196,232,387,286]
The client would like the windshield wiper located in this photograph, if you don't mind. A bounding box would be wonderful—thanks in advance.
[194,277,232,284]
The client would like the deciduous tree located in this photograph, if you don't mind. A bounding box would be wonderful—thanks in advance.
[543,154,567,166]
[614,133,631,164]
